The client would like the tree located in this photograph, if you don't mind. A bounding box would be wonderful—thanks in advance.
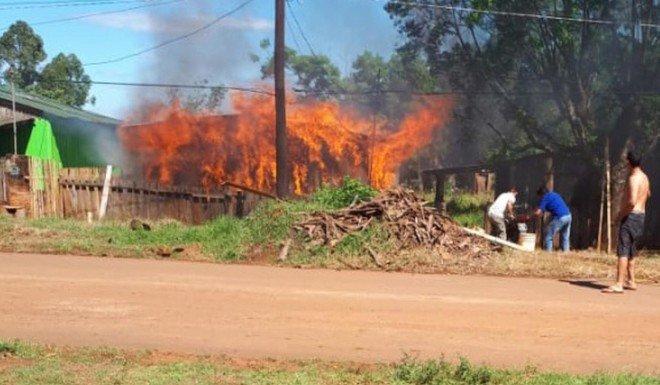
[348,50,438,120]
[289,54,342,96]
[256,39,343,97]
[348,51,389,111]
[386,0,659,242]
[32,53,92,107]
[0,21,94,107]
[385,0,659,162]
[0,21,46,88]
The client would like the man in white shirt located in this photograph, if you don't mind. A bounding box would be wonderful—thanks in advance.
[488,187,517,240]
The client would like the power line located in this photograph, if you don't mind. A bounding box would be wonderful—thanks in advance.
[2,0,184,30]
[83,0,257,66]
[54,79,659,99]
[286,0,316,56]
[379,0,660,29]
[0,0,137,4]
[0,0,157,11]
[286,13,303,51]
[70,80,275,95]
[293,88,660,96]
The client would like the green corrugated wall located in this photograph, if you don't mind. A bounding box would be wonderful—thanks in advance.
[1,116,118,167]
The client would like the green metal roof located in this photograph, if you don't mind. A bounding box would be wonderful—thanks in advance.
[0,84,119,126]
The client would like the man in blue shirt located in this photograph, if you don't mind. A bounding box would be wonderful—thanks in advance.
[535,186,572,252]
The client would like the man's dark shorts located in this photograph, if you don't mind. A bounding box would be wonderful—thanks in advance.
[617,213,645,258]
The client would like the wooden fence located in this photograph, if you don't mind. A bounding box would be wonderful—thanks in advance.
[59,167,273,223]
[2,156,274,223]
[0,156,60,218]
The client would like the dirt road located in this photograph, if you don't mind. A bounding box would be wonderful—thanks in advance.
[1,252,658,373]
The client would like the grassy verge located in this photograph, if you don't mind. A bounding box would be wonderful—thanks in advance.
[1,182,658,282]
[1,205,659,282]
[0,340,657,385]
[0,198,328,262]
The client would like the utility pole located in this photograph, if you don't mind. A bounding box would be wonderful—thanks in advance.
[605,136,612,255]
[274,0,289,197]
[9,67,18,155]
[368,69,382,186]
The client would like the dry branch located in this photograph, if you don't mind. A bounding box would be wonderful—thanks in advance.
[294,188,496,259]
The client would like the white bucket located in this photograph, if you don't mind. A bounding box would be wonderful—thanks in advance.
[518,232,536,251]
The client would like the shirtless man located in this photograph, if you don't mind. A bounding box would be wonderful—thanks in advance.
[603,150,651,294]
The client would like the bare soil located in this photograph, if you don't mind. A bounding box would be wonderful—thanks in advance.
[1,252,658,374]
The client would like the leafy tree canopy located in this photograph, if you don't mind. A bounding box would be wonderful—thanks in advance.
[385,0,659,162]
[32,53,92,107]
[257,39,342,97]
[0,21,93,107]
[0,20,46,88]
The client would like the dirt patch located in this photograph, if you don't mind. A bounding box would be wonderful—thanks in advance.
[243,244,278,265]
[0,354,31,371]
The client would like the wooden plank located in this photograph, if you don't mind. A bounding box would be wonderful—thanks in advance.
[461,227,532,252]
[85,184,93,218]
[93,184,101,216]
[71,185,79,217]
[98,165,113,219]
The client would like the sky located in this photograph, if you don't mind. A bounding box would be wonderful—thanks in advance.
[0,0,401,119]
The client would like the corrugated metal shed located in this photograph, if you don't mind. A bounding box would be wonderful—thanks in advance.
[0,85,119,125]
[0,85,122,167]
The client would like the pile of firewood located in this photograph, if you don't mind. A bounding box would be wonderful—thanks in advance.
[294,188,496,258]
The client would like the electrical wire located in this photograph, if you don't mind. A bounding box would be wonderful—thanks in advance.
[286,0,316,56]
[0,0,157,11]
[68,80,275,95]
[0,0,141,5]
[2,0,184,30]
[377,0,660,29]
[293,88,660,96]
[61,81,655,99]
[83,0,257,66]
[286,13,303,52]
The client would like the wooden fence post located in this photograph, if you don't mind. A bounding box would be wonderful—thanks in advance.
[434,173,446,213]
[98,165,113,219]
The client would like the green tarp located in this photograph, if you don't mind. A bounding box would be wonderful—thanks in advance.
[25,118,62,191]
[25,118,62,166]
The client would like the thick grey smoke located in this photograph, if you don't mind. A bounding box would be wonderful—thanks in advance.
[123,0,267,120]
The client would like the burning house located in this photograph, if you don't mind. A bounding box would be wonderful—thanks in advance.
[119,92,454,195]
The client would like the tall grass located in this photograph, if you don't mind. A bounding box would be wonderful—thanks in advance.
[446,192,492,228]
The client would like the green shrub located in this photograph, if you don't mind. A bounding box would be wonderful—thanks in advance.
[395,358,445,384]
[452,212,484,228]
[0,341,18,355]
[446,192,491,215]
[0,340,40,359]
[245,199,330,245]
[312,176,377,209]
[446,192,491,228]
[454,358,492,384]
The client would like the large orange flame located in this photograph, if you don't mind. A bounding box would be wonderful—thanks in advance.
[119,92,453,194]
